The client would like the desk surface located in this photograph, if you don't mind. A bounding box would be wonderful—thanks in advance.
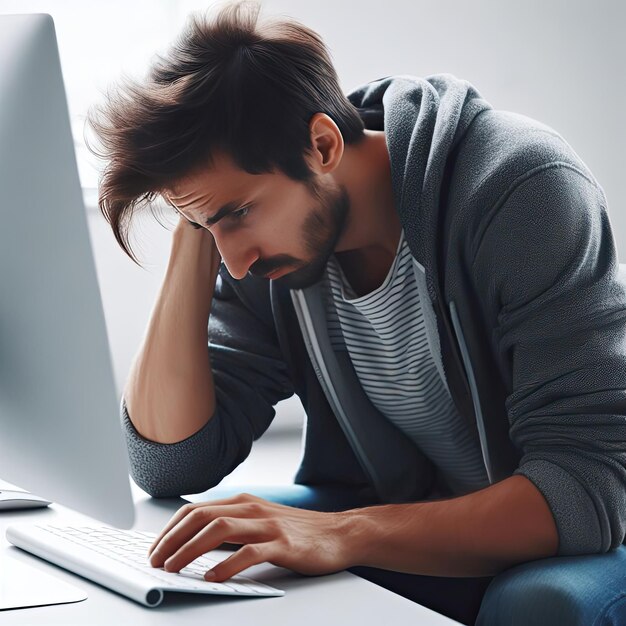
[0,480,460,625]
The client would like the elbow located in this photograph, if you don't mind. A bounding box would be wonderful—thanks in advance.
[126,447,227,498]
[121,397,231,498]
[512,462,624,558]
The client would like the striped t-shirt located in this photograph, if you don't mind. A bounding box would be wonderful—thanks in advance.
[325,230,489,495]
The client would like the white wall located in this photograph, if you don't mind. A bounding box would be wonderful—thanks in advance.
[74,1,624,433]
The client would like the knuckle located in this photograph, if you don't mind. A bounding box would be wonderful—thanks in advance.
[188,507,201,519]
[201,507,215,521]
[268,517,283,534]
[189,507,208,522]
[282,534,295,553]
[238,492,261,502]
[211,517,232,532]
[240,543,261,559]
[246,502,264,516]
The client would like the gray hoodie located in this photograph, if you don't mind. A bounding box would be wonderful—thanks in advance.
[122,73,626,557]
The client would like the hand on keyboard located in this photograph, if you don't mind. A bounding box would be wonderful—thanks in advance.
[147,492,357,582]
[6,523,285,606]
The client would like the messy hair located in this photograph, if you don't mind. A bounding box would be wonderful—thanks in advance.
[86,0,365,263]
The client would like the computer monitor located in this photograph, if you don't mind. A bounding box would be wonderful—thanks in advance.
[0,13,135,529]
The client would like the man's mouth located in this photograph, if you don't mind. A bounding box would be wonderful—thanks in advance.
[265,267,290,280]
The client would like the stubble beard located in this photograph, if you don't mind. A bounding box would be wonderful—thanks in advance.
[274,182,350,290]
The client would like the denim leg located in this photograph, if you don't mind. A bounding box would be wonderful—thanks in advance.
[476,546,626,626]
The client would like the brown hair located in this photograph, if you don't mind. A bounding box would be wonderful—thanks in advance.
[86,0,365,263]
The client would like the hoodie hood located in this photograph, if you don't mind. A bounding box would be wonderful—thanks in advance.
[346,73,492,304]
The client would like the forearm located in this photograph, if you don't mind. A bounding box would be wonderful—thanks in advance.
[125,219,221,444]
[344,475,559,577]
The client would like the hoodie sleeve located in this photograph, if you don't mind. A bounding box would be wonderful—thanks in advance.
[471,161,626,556]
[121,265,295,498]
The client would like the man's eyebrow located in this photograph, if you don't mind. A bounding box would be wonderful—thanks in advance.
[204,200,248,226]
[164,193,247,228]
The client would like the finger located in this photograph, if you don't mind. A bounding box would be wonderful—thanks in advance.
[147,493,266,557]
[204,542,277,582]
[148,502,199,557]
[149,501,271,566]
[163,517,274,573]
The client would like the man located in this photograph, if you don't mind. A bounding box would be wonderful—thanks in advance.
[88,1,626,624]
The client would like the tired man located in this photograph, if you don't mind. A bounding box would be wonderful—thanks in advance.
[88,2,626,624]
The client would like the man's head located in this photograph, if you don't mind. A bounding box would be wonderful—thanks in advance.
[164,131,352,289]
[87,0,365,286]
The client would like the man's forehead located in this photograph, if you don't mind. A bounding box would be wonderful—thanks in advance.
[166,169,215,202]
[165,182,211,206]
[166,157,253,204]
[164,166,261,227]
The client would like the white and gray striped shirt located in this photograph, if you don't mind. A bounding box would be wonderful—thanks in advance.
[325,230,489,494]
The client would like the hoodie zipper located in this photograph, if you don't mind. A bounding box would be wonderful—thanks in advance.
[290,290,381,493]
[448,300,493,484]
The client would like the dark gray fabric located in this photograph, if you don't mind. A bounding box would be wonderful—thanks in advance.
[121,73,626,558]
[469,163,626,555]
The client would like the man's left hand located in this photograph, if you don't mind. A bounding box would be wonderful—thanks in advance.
[147,492,357,581]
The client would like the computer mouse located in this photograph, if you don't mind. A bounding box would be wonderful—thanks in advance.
[0,490,52,510]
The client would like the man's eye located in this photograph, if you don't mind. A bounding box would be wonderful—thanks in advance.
[231,205,251,220]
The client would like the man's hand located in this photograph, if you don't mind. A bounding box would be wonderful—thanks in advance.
[147,493,356,581]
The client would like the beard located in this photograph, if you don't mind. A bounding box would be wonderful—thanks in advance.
[249,179,350,290]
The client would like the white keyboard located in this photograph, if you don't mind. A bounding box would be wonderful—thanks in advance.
[6,523,285,607]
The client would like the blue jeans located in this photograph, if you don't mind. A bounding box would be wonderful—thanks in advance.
[197,484,626,625]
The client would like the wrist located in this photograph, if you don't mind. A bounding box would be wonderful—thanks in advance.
[334,507,381,568]
[169,220,221,281]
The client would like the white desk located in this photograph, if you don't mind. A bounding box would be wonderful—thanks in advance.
[0,480,460,625]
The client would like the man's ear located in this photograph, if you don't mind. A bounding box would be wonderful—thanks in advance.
[307,112,344,175]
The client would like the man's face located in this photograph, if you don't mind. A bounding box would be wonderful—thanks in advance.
[165,152,350,289]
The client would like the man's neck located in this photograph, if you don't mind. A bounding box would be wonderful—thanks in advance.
[332,129,402,294]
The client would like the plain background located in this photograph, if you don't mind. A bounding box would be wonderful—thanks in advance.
[1,0,624,445]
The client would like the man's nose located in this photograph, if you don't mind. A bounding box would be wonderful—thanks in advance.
[214,235,260,280]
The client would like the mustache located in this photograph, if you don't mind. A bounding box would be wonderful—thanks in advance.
[248,254,301,278]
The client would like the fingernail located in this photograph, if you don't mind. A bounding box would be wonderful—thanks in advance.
[204,570,216,581]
